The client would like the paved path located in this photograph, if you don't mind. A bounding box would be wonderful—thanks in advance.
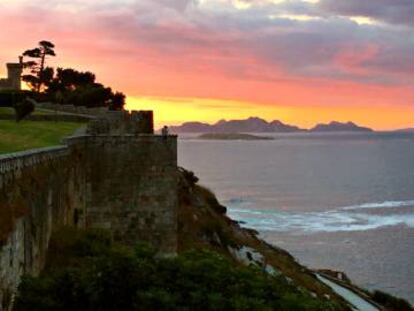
[38,108,96,119]
[72,125,87,136]
[316,274,379,311]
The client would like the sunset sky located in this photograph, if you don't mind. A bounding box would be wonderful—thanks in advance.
[0,0,413,130]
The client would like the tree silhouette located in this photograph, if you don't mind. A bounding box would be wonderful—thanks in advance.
[46,68,126,109]
[18,41,125,110]
[110,92,126,111]
[48,68,96,92]
[22,40,56,92]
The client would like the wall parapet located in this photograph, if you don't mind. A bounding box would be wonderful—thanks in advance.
[0,133,178,177]
[37,102,107,116]
[86,110,154,135]
[65,134,177,142]
[0,146,68,176]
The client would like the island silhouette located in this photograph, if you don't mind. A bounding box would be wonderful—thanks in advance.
[169,117,373,133]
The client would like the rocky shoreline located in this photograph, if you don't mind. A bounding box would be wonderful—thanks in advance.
[177,168,413,310]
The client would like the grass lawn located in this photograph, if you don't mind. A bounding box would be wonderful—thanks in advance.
[0,120,83,154]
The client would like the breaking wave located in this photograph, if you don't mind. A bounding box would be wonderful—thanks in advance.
[340,200,414,211]
[226,198,414,234]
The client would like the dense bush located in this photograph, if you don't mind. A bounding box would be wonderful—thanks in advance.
[14,228,334,311]
[14,98,34,122]
[0,90,30,108]
[0,90,35,121]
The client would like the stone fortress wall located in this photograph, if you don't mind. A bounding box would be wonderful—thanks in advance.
[0,110,178,310]
[0,146,86,310]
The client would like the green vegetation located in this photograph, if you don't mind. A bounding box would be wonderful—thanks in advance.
[0,120,82,154]
[14,228,335,311]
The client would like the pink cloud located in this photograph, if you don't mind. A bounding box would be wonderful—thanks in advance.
[0,0,413,113]
[334,43,380,75]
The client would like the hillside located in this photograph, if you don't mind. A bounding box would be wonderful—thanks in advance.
[176,168,412,311]
[177,169,352,309]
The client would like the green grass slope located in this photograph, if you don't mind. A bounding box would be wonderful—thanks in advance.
[0,120,82,154]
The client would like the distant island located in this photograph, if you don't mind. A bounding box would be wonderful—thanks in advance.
[169,117,373,133]
[310,121,373,133]
[197,133,274,140]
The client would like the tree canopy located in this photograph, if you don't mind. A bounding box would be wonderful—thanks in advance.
[47,68,125,110]
[22,40,56,92]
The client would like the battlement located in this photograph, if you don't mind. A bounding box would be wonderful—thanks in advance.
[6,63,23,70]
[87,110,154,135]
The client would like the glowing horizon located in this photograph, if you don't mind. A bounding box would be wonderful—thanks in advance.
[126,96,414,131]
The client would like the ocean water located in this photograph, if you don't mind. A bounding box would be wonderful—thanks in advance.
[178,132,414,303]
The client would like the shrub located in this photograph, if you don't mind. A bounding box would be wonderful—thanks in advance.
[14,228,335,311]
[196,185,227,214]
[0,90,30,108]
[14,98,34,121]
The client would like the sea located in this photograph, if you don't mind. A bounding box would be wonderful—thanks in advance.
[178,132,414,303]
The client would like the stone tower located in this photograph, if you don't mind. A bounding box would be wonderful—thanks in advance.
[7,61,23,90]
[0,57,23,90]
[76,110,178,255]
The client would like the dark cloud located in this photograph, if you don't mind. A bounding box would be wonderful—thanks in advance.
[318,0,414,27]
[153,0,197,11]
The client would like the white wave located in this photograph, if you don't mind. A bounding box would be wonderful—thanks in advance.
[227,207,414,234]
[340,200,414,211]
[230,208,264,215]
